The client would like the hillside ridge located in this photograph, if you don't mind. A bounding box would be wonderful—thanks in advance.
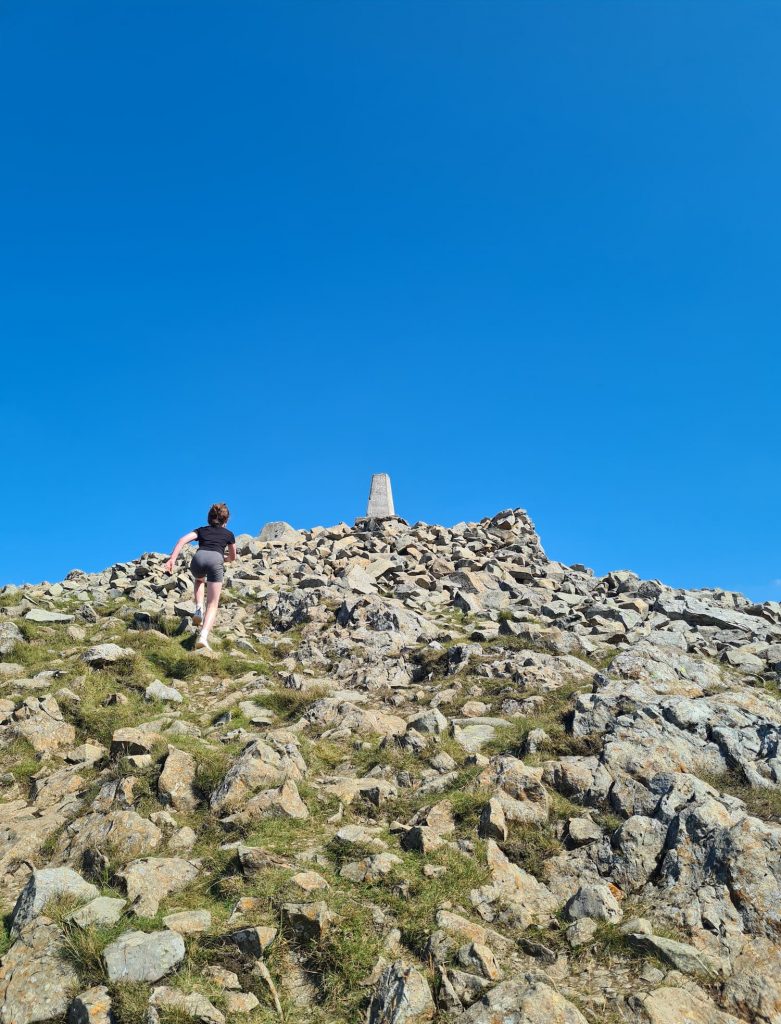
[0,507,779,1024]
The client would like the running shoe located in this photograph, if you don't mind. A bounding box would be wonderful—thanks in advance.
[195,634,211,651]
[192,607,204,625]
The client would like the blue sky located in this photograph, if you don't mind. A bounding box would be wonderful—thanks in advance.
[1,2,778,600]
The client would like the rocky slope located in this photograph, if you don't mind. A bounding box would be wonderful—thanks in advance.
[0,508,780,1024]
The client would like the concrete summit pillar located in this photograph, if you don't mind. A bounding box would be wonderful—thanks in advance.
[366,473,395,518]
[355,473,406,529]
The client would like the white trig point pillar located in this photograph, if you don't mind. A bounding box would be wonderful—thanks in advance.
[366,473,395,518]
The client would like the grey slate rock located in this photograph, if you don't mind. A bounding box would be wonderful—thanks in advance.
[102,929,185,983]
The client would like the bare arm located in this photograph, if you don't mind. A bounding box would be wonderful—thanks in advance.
[225,542,237,563]
[165,531,198,573]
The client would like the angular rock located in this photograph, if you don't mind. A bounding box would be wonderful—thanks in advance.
[117,857,199,916]
[82,643,134,666]
[145,679,183,703]
[564,883,623,924]
[635,986,742,1024]
[10,867,99,935]
[462,978,587,1023]
[158,746,199,811]
[368,961,435,1023]
[103,929,185,983]
[67,986,113,1024]
[282,901,333,942]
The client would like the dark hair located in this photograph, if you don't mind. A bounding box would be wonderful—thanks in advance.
[208,503,230,526]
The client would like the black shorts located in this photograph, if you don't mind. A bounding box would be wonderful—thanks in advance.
[191,549,224,583]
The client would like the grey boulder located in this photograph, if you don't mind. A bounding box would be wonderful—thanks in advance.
[102,929,185,983]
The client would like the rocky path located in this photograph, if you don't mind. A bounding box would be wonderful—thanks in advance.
[0,509,779,1023]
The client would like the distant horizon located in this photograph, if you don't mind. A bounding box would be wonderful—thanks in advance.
[2,2,778,603]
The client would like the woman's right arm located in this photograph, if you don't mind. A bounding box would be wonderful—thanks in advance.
[165,531,198,573]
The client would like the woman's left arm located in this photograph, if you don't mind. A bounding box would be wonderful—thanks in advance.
[225,543,237,563]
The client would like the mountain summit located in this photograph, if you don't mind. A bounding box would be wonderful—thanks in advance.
[0,508,779,1024]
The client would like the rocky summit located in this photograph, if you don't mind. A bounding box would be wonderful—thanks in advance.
[1,508,780,1024]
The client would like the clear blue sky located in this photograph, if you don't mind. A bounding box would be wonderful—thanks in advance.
[1,2,778,601]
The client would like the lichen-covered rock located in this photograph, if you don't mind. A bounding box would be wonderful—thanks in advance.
[0,917,79,1024]
[12,696,75,752]
[53,809,162,864]
[102,929,185,983]
[158,745,199,810]
[368,961,435,1023]
[116,857,200,916]
[635,986,742,1024]
[0,622,23,656]
[462,978,588,1023]
[10,867,98,934]
[67,985,113,1024]
[209,738,306,813]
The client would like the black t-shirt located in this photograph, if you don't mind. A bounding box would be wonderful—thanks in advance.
[194,525,236,554]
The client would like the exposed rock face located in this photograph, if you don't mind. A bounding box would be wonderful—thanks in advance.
[0,506,780,1022]
[0,917,79,1024]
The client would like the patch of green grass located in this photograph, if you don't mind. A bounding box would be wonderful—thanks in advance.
[593,808,624,834]
[347,736,426,779]
[241,796,340,856]
[0,919,12,958]
[261,685,330,721]
[0,736,39,783]
[110,982,151,1024]
[165,735,236,803]
[481,679,598,761]
[4,632,75,672]
[299,737,350,774]
[411,644,450,681]
[500,819,562,880]
[306,893,386,1015]
[392,763,485,824]
[486,631,561,656]
[372,842,490,954]
[447,788,489,831]
[71,673,157,748]
[584,646,620,671]
[698,767,781,822]
[61,920,127,984]
[38,823,69,861]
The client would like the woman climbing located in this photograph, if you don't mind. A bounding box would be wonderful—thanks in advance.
[165,502,237,651]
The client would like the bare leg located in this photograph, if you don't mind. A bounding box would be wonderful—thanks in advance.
[193,578,205,610]
[202,581,223,636]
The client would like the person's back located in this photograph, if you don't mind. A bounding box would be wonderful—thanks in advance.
[165,502,237,650]
[193,524,235,555]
